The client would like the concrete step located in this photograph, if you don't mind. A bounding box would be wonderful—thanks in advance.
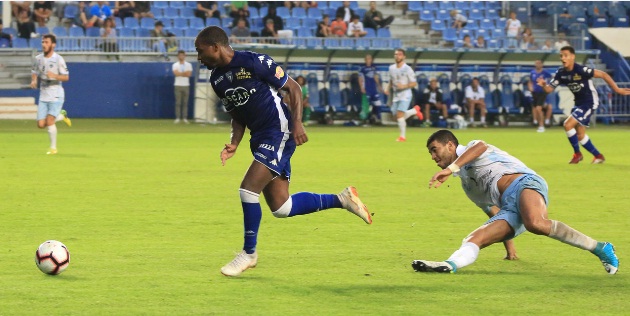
[0,83,27,89]
[0,78,23,84]
[13,73,32,80]
[0,72,12,78]
[0,97,37,119]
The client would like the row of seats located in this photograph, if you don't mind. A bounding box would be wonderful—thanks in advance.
[419,8,501,21]
[408,1,501,12]
[152,1,361,11]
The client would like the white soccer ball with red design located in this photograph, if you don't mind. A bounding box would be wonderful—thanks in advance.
[35,240,70,275]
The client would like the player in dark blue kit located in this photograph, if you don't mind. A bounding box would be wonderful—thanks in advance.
[194,26,372,277]
[358,54,385,124]
[538,46,630,164]
[528,60,553,132]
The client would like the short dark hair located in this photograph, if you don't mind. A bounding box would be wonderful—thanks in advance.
[155,20,164,27]
[427,130,459,148]
[178,50,185,55]
[561,46,575,54]
[395,48,405,56]
[472,77,479,81]
[43,34,56,44]
[196,26,229,47]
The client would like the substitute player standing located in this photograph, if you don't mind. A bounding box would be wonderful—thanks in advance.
[358,54,385,125]
[412,130,619,274]
[30,34,71,155]
[538,46,630,163]
[194,26,372,277]
[528,60,553,132]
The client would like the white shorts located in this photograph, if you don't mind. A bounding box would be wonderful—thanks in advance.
[37,99,64,120]
[391,100,412,114]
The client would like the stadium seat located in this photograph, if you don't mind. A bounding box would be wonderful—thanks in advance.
[349,1,359,10]
[340,38,355,47]
[285,18,301,30]
[158,17,172,28]
[470,1,484,10]
[408,2,423,13]
[590,17,608,27]
[608,3,627,18]
[190,18,205,29]
[546,3,565,16]
[140,17,154,29]
[292,7,306,18]
[356,8,367,20]
[180,8,195,17]
[276,7,290,17]
[69,27,84,37]
[485,8,500,20]
[430,19,446,32]
[114,17,124,28]
[169,1,184,8]
[248,7,259,19]
[487,39,499,48]
[480,18,495,30]
[436,10,450,20]
[613,16,630,27]
[438,1,454,10]
[63,5,78,20]
[377,28,391,38]
[420,10,434,21]
[173,18,188,29]
[169,28,184,37]
[458,29,472,40]
[306,38,321,48]
[13,38,29,49]
[136,28,151,37]
[465,20,479,31]
[442,28,457,43]
[478,75,495,110]
[499,75,519,113]
[371,38,390,48]
[52,26,68,37]
[476,29,488,40]
[185,1,197,9]
[455,1,470,10]
[3,27,17,38]
[437,73,451,104]
[0,38,10,48]
[124,17,140,29]
[329,1,342,10]
[307,73,323,110]
[259,6,268,18]
[36,26,50,35]
[417,73,429,93]
[454,39,463,48]
[324,38,340,47]
[153,1,168,9]
[469,9,483,20]
[307,8,322,19]
[328,73,345,112]
[355,38,370,48]
[85,27,100,37]
[163,7,179,19]
[207,17,221,26]
[365,28,376,37]
[297,27,312,38]
[184,28,200,37]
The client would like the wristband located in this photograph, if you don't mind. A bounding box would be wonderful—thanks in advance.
[447,163,460,174]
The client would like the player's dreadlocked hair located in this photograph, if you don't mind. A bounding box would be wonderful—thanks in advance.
[427,130,459,148]
[196,26,230,47]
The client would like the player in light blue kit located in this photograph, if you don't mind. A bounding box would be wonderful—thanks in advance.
[31,34,72,155]
[194,26,372,277]
[412,130,619,274]
[538,46,630,163]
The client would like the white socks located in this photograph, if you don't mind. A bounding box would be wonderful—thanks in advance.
[447,242,480,269]
[55,114,65,122]
[548,220,597,251]
[403,108,416,119]
[397,117,406,138]
[47,124,57,149]
[480,116,486,123]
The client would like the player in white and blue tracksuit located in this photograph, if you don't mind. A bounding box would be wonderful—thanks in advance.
[411,130,619,274]
[195,26,372,277]
[539,46,630,164]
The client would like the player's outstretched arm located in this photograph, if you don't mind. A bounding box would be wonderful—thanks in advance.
[537,76,554,94]
[282,76,308,146]
[221,113,245,166]
[429,141,488,189]
[594,69,630,95]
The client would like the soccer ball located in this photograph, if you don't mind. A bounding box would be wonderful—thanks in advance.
[35,240,70,275]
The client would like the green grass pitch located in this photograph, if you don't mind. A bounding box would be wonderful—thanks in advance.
[1,120,628,315]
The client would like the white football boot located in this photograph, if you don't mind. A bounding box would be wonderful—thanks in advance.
[220,250,258,276]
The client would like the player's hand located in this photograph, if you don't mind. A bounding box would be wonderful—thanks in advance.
[536,77,546,87]
[504,253,519,260]
[220,143,237,166]
[293,123,308,146]
[46,71,56,80]
[429,169,452,189]
[615,87,630,95]
[29,80,37,89]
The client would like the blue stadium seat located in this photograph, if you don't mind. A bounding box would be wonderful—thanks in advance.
[417,73,429,93]
[52,26,68,37]
[371,38,390,48]
[340,38,355,47]
[458,28,472,40]
[170,28,185,37]
[140,17,154,29]
[178,38,195,52]
[420,10,434,21]
[454,39,463,48]
[276,7,290,17]
[307,8,322,19]
[169,1,185,8]
[328,73,345,112]
[430,19,446,31]
[186,1,198,9]
[259,6,268,18]
[424,1,438,11]
[136,28,151,37]
[158,17,172,28]
[13,38,29,49]
[438,1,454,10]
[180,8,195,17]
[608,3,627,18]
[442,28,457,42]
[465,20,479,30]
[285,18,301,30]
[455,1,470,10]
[292,7,306,18]
[307,73,323,110]
[436,10,450,20]
[184,28,201,37]
[356,8,367,20]
[124,17,140,29]
[114,17,124,28]
[152,7,164,18]
[85,27,100,37]
[190,18,205,29]
[480,18,495,30]
[590,17,608,27]
[408,2,423,13]
[163,7,179,19]
[476,28,488,40]
[356,38,370,48]
[306,38,321,48]
[377,28,391,37]
[485,8,499,19]
[613,16,630,27]
[349,1,359,10]
[153,1,168,9]
[469,9,483,20]
[248,7,259,19]
[324,38,340,47]
[329,1,342,10]
[365,28,376,37]
[437,73,451,104]
[36,26,50,35]
[119,27,135,37]
[207,17,221,26]
[173,17,188,29]
[297,27,312,37]
[0,38,10,48]
[301,17,316,28]
[69,27,84,37]
[3,27,17,38]
[63,5,78,20]
[546,3,565,15]
[470,1,484,10]
[492,28,504,38]
[478,75,496,112]
[499,75,519,113]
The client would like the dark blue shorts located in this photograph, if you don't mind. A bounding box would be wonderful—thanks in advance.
[570,104,594,126]
[250,131,295,179]
[366,92,382,106]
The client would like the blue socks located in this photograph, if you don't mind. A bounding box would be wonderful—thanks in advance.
[579,135,600,156]
[240,189,262,254]
[288,192,342,217]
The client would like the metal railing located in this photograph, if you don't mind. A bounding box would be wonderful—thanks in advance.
[596,82,630,120]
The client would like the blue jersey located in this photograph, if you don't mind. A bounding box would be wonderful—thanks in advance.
[549,63,598,108]
[530,69,552,93]
[358,65,378,95]
[210,50,290,135]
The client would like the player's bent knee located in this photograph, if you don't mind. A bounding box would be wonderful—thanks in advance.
[271,197,292,218]
[523,219,547,235]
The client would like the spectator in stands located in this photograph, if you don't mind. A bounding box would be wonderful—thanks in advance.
[172,50,193,124]
[231,18,251,43]
[151,21,175,60]
[87,1,113,28]
[231,8,251,29]
[263,6,284,32]
[347,15,367,37]
[16,9,37,39]
[505,11,521,48]
[114,1,135,19]
[462,34,473,48]
[363,1,394,30]
[0,19,13,47]
[541,39,553,50]
[422,78,448,127]
[528,60,553,132]
[11,1,31,18]
[335,1,355,23]
[474,35,486,48]
[195,1,221,24]
[99,17,118,55]
[230,1,249,19]
[133,1,154,19]
[295,75,311,125]
[261,19,279,44]
[520,27,535,50]
[316,14,331,37]
[554,33,570,50]
[450,9,468,32]
[33,1,53,27]
[330,14,348,37]
[589,4,605,18]
[465,77,487,127]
